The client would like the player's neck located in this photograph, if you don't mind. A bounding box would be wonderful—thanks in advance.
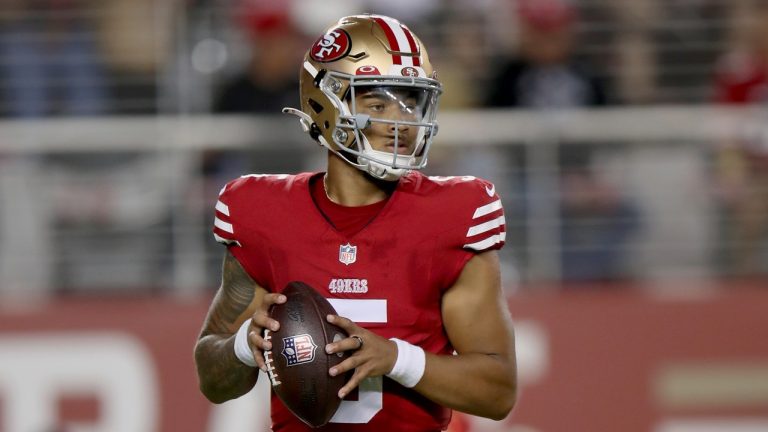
[325,155,394,207]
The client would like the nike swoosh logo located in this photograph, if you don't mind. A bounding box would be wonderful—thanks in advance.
[485,184,495,197]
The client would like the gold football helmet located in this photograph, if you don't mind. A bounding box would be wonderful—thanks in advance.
[283,14,442,181]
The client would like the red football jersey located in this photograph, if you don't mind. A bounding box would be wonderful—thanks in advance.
[212,171,506,432]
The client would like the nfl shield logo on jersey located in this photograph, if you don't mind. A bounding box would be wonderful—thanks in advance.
[338,243,357,265]
[281,334,317,366]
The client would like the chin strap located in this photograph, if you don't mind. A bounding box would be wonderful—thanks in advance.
[282,107,313,133]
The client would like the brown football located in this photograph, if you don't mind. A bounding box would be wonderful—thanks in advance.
[264,281,349,428]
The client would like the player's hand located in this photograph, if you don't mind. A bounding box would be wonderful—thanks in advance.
[247,292,287,371]
[324,314,399,398]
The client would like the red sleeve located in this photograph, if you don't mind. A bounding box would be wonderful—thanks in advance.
[436,176,507,290]
[461,178,506,253]
[211,176,274,289]
[212,178,247,247]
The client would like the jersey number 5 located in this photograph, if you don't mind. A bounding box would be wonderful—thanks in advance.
[327,299,387,424]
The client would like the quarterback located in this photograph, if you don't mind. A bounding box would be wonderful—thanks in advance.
[194,14,517,431]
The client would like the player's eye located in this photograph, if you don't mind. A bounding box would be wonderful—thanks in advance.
[367,103,385,112]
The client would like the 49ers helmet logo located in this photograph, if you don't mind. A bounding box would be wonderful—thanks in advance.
[310,29,351,63]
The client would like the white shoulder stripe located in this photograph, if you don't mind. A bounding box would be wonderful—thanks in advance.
[213,232,241,246]
[214,217,234,234]
[467,215,506,237]
[464,232,507,251]
[473,200,503,219]
[215,200,230,216]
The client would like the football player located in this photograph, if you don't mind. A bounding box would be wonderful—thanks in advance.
[195,14,517,431]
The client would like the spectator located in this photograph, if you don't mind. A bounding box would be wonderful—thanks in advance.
[711,2,768,277]
[0,0,109,298]
[215,9,303,114]
[484,0,608,109]
[207,6,308,187]
[0,0,109,117]
[559,155,639,282]
[97,0,176,114]
[483,0,639,283]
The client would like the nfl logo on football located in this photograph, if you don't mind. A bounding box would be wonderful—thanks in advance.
[338,243,357,265]
[281,334,317,366]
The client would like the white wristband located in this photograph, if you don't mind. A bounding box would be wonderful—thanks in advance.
[386,338,426,388]
[233,318,257,367]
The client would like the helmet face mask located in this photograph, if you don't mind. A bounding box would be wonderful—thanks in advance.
[326,73,441,179]
[287,14,443,181]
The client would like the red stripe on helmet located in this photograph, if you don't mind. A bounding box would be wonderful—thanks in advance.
[372,17,402,65]
[401,25,421,67]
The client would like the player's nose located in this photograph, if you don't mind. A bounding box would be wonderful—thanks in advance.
[388,117,410,133]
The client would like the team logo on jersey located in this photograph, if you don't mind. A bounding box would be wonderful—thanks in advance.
[329,278,368,294]
[485,184,496,197]
[310,28,351,63]
[339,243,357,265]
[281,334,317,366]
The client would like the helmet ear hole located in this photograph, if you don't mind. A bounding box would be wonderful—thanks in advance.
[324,121,330,129]
[308,99,324,114]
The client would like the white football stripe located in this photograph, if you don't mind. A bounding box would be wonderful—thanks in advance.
[473,200,503,219]
[328,299,387,323]
[214,217,234,234]
[467,215,506,237]
[464,232,507,251]
[379,16,414,66]
[215,200,230,216]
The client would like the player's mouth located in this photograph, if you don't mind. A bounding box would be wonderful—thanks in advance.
[386,137,412,154]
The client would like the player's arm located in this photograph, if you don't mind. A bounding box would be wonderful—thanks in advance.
[413,249,517,419]
[194,251,285,403]
[327,250,517,420]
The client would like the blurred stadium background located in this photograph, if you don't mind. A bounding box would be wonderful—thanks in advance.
[1,0,767,431]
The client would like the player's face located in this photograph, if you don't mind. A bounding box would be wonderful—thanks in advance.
[353,87,422,154]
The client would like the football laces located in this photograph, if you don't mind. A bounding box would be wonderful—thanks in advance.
[263,329,281,387]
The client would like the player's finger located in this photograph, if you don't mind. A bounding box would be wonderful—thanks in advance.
[325,335,363,354]
[252,295,285,331]
[338,367,368,399]
[252,309,280,332]
[326,314,357,332]
[252,348,266,371]
[248,331,268,370]
[248,329,271,351]
[329,354,364,377]
[263,293,287,307]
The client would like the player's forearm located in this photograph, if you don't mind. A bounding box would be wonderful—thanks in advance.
[415,352,516,420]
[195,334,259,403]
